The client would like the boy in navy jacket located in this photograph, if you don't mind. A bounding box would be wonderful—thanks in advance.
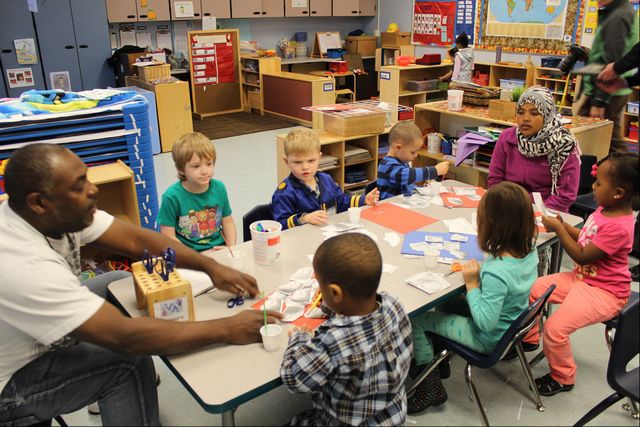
[272,129,379,230]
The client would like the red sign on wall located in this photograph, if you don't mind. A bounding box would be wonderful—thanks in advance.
[412,1,456,46]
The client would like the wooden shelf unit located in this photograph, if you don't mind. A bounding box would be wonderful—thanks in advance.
[379,64,452,123]
[88,160,141,226]
[240,55,282,114]
[374,45,416,72]
[474,62,535,88]
[623,86,639,150]
[534,67,575,112]
[276,128,390,191]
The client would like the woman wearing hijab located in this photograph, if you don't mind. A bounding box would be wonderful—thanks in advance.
[489,86,580,213]
[489,86,580,276]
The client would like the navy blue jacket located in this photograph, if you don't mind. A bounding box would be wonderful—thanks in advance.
[272,172,364,229]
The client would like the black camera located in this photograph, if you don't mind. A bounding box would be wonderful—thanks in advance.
[558,45,590,74]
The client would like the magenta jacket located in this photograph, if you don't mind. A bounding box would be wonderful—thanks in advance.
[488,127,580,213]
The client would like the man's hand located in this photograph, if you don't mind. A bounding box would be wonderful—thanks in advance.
[288,325,313,337]
[365,188,379,206]
[597,62,618,82]
[589,105,606,119]
[462,260,480,291]
[597,77,628,94]
[303,210,329,225]
[541,215,563,233]
[435,161,450,176]
[206,262,259,297]
[225,310,282,345]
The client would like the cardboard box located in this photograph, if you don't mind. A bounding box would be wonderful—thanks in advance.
[344,36,378,57]
[488,99,517,122]
[381,31,410,47]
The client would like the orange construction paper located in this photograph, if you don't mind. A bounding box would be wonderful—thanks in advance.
[360,203,438,234]
[252,294,326,330]
[440,187,486,208]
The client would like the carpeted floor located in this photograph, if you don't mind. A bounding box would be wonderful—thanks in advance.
[193,112,296,140]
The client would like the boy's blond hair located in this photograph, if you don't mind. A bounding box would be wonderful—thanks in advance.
[171,132,216,181]
[389,121,422,146]
[283,129,321,157]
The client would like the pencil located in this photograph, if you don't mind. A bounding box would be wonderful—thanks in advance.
[309,291,322,311]
[220,229,235,259]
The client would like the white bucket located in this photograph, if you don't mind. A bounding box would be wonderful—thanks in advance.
[447,89,464,111]
[250,220,282,265]
[427,133,441,154]
[295,43,307,57]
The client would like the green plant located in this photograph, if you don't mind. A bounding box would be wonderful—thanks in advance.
[511,86,525,103]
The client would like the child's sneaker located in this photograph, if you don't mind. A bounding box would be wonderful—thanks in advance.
[407,369,448,414]
[535,373,573,396]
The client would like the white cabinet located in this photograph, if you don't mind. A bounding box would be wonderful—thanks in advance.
[359,0,376,16]
[106,0,138,22]
[170,0,202,20]
[332,0,375,16]
[310,0,332,16]
[232,0,284,18]
[136,0,171,21]
[202,0,231,18]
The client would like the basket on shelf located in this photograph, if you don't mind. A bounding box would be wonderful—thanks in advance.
[449,81,500,106]
[323,112,386,136]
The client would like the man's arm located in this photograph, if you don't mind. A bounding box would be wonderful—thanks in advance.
[91,218,258,296]
[70,301,281,355]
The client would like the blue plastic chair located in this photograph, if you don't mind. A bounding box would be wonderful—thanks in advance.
[422,285,556,426]
[242,203,273,242]
[574,294,639,426]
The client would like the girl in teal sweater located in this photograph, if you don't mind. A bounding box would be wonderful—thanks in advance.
[408,182,539,414]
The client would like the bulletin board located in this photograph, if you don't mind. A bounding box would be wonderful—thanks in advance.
[473,0,585,54]
[411,0,476,46]
[187,29,243,119]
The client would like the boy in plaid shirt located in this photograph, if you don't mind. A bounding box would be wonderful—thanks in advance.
[280,234,413,426]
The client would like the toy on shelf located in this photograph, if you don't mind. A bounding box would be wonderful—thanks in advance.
[133,248,194,321]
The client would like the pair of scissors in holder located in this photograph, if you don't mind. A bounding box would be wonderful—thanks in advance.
[142,249,158,274]
[161,247,176,273]
[226,295,245,309]
[155,259,170,281]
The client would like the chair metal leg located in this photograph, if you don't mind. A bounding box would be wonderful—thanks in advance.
[605,326,615,352]
[574,392,624,426]
[406,349,449,397]
[54,416,68,427]
[515,342,545,412]
[464,363,490,427]
[529,349,546,368]
[622,399,639,419]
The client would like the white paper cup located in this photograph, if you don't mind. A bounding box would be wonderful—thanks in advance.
[423,247,440,270]
[260,324,282,352]
[428,181,441,195]
[226,250,245,271]
[447,89,464,111]
[348,207,361,224]
[250,220,282,265]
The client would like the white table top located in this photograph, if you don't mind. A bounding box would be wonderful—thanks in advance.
[107,180,582,413]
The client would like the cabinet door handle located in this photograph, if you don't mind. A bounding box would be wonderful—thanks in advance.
[351,10,358,14]
[65,45,75,49]
[194,13,200,16]
[127,14,135,18]
[302,10,308,14]
[311,10,317,14]
[139,14,147,18]
[1,49,12,53]
[79,44,88,49]
[203,12,211,16]
[253,11,260,15]
[262,11,267,14]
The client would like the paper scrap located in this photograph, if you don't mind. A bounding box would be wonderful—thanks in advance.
[406,272,451,294]
[384,232,400,247]
[443,218,477,235]
[383,263,398,274]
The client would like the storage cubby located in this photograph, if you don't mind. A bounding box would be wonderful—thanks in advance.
[534,67,573,112]
[623,86,639,152]
[240,55,282,114]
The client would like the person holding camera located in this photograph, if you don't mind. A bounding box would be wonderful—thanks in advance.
[596,42,640,93]
[572,0,637,153]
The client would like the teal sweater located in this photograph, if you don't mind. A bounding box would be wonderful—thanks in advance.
[465,250,539,348]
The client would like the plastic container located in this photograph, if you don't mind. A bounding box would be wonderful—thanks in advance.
[427,133,441,154]
[441,138,452,155]
[295,43,307,58]
[260,324,282,352]
[423,247,440,270]
[294,32,307,42]
[541,57,562,68]
[250,220,282,265]
[396,55,413,66]
[348,207,362,224]
[499,79,525,89]
[447,89,464,111]
[627,101,639,115]
[326,48,345,58]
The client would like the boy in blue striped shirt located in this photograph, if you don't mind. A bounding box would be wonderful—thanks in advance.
[377,121,449,200]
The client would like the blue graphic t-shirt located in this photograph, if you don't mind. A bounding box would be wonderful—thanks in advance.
[157,179,232,251]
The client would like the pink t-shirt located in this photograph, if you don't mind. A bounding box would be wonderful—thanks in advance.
[573,207,634,298]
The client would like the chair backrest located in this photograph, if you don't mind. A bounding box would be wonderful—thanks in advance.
[578,155,597,196]
[492,284,557,362]
[607,296,639,396]
[365,180,377,195]
[242,203,273,242]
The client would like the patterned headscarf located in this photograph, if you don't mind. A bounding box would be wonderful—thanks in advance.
[515,86,579,195]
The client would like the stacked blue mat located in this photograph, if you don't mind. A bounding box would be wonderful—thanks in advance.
[0,98,159,230]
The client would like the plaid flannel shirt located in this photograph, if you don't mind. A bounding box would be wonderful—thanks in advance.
[377,156,438,200]
[280,293,413,426]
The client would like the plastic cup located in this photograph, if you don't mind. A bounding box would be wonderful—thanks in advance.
[250,220,282,265]
[427,133,441,154]
[348,207,361,224]
[428,181,441,195]
[447,89,464,111]
[226,250,245,271]
[260,324,282,352]
[423,247,440,270]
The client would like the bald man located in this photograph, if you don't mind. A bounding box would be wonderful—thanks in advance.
[0,144,280,426]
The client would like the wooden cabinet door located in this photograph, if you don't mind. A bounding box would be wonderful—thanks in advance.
[261,0,284,17]
[309,0,331,16]
[170,0,202,20]
[106,0,138,22]
[231,0,262,17]
[332,0,358,16]
[136,0,170,21]
[359,0,376,16]
[285,0,309,17]
[201,0,231,18]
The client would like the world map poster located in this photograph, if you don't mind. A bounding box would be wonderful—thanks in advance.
[485,0,569,39]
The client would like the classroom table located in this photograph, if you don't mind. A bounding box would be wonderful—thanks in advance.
[107,181,582,426]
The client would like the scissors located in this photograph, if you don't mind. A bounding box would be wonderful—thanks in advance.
[142,249,158,274]
[227,295,245,309]
[161,247,176,273]
[446,262,462,276]
[155,259,170,281]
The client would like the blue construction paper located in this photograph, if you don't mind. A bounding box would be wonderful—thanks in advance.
[401,231,485,261]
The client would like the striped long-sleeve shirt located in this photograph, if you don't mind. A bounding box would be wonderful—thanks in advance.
[377,156,438,200]
[280,293,413,426]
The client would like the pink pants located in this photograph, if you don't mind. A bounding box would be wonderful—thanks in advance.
[523,272,627,385]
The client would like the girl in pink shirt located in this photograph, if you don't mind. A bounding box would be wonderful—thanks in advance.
[522,152,638,396]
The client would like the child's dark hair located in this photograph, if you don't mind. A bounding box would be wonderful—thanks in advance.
[313,234,381,299]
[448,46,458,59]
[477,182,537,258]
[598,152,639,204]
[455,32,469,48]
